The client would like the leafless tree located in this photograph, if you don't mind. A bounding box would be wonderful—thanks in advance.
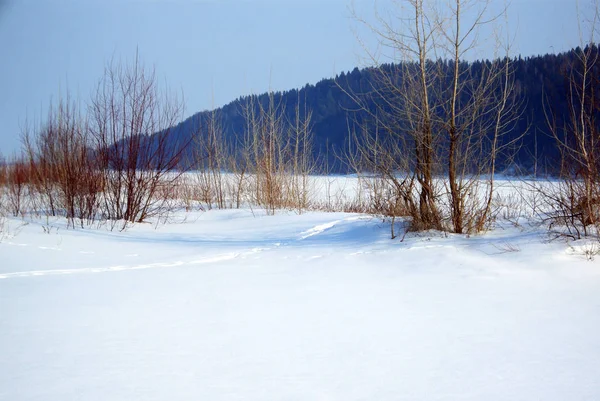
[89,53,190,230]
[542,0,600,239]
[344,0,519,235]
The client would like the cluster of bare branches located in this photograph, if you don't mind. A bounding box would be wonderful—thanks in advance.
[240,92,316,214]
[3,155,32,217]
[190,109,227,209]
[89,54,189,229]
[7,54,190,230]
[178,91,317,214]
[540,1,600,239]
[343,0,521,236]
[22,96,102,227]
[1,61,319,227]
[0,152,6,238]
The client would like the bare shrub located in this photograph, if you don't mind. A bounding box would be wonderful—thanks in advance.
[540,180,600,239]
[23,96,103,228]
[286,93,317,212]
[0,152,6,187]
[240,92,315,214]
[89,54,190,230]
[542,3,600,240]
[229,155,249,209]
[191,109,226,209]
[5,155,31,217]
[0,153,6,237]
[22,121,59,218]
[18,54,190,231]
[242,93,287,214]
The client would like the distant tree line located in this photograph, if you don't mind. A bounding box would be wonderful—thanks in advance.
[168,45,600,175]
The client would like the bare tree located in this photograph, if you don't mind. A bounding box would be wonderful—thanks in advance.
[89,53,190,229]
[543,1,600,239]
[344,0,519,235]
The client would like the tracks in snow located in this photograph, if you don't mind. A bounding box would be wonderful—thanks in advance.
[0,248,275,280]
[0,216,366,280]
[0,252,238,279]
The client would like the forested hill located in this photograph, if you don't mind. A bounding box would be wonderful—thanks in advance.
[172,46,598,174]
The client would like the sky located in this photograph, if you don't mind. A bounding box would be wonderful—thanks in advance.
[0,0,584,154]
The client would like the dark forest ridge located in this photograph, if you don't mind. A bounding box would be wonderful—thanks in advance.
[167,45,598,174]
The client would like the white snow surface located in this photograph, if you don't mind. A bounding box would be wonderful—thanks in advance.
[1,204,600,400]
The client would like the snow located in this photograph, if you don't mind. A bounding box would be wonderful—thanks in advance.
[1,180,600,401]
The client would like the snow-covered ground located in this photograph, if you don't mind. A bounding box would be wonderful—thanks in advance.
[1,179,600,401]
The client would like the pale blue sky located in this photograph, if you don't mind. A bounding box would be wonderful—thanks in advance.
[0,0,582,153]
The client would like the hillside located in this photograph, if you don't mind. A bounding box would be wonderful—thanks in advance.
[169,46,598,174]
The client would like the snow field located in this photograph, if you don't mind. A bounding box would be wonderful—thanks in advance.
[1,178,600,401]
